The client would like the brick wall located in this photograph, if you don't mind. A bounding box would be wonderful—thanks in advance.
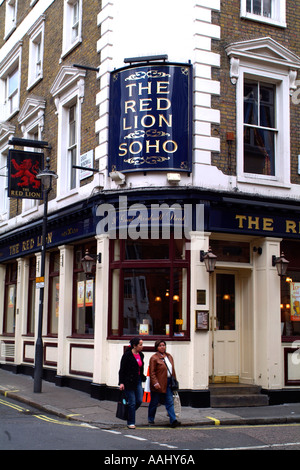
[0,0,100,218]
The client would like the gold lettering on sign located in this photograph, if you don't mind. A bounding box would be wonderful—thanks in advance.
[286,220,297,233]
[235,215,275,232]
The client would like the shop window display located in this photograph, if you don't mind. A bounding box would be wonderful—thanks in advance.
[281,241,300,340]
[109,238,189,339]
[73,242,97,336]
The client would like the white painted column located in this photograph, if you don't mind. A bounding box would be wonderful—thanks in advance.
[93,234,110,385]
[188,231,211,390]
[56,245,74,377]
[253,237,282,390]
[15,257,27,364]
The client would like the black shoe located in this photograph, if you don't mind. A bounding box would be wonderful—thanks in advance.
[148,421,155,426]
[170,420,181,428]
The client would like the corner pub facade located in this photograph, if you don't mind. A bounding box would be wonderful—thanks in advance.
[0,0,299,407]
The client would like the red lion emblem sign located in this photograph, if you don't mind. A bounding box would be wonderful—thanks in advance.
[8,149,44,200]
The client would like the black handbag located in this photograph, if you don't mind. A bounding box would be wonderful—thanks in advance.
[163,358,179,391]
[116,391,128,420]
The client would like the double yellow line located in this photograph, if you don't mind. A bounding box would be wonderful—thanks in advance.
[0,397,95,428]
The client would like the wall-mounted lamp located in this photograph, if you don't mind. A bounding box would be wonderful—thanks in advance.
[272,252,289,277]
[81,249,101,275]
[200,247,217,273]
[109,171,126,185]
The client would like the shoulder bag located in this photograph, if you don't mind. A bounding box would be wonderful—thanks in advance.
[163,358,179,391]
[116,391,128,420]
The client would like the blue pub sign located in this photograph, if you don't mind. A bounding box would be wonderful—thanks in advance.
[109,62,192,173]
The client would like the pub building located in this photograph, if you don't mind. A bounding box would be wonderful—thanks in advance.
[0,0,300,408]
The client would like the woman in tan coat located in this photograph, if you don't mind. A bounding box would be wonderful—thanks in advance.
[148,340,180,427]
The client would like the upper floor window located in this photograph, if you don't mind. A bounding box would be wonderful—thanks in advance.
[246,0,271,17]
[0,41,22,120]
[241,0,286,27]
[5,0,17,39]
[68,103,77,190]
[27,15,45,89]
[244,80,276,176]
[50,66,86,198]
[5,67,18,114]
[62,0,82,59]
[226,37,300,189]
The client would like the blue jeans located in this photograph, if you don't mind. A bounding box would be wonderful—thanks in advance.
[148,377,177,424]
[125,379,143,426]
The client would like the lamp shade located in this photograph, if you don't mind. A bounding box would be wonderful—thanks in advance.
[274,252,289,277]
[203,247,217,273]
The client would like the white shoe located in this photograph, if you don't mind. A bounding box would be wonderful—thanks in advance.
[127,424,136,429]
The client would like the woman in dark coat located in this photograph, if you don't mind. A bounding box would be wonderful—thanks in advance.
[119,337,145,428]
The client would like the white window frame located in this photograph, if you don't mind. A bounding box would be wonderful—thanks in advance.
[50,66,85,198]
[240,0,286,27]
[0,41,22,120]
[4,0,18,39]
[61,0,82,60]
[226,37,300,189]
[27,16,45,90]
[236,66,289,186]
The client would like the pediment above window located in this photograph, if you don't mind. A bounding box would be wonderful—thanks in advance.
[18,95,46,126]
[226,37,300,88]
[50,66,86,106]
[226,37,300,69]
[0,122,15,145]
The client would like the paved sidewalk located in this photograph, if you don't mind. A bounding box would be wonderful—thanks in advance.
[1,368,300,428]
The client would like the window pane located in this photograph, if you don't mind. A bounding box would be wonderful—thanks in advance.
[281,274,300,337]
[173,268,187,335]
[70,148,77,189]
[263,0,271,17]
[27,258,36,335]
[125,239,169,260]
[111,269,120,334]
[260,84,275,128]
[253,0,262,15]
[244,127,275,175]
[246,0,252,13]
[123,268,170,335]
[5,284,16,334]
[244,82,258,125]
[75,272,94,334]
[49,275,59,334]
[8,68,18,96]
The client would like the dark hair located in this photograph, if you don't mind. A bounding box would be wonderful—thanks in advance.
[130,337,142,348]
[154,340,166,351]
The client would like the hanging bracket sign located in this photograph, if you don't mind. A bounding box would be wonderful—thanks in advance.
[109,62,192,173]
[8,149,44,200]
